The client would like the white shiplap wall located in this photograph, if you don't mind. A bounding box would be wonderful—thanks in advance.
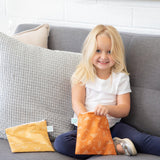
[0,0,160,35]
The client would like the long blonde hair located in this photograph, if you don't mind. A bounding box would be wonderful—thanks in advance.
[71,24,128,85]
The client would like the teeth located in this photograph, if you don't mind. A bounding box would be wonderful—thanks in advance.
[98,59,109,63]
[99,61,109,63]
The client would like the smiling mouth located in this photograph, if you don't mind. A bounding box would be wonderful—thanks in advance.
[98,61,109,64]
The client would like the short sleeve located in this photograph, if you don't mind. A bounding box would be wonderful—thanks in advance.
[117,73,131,95]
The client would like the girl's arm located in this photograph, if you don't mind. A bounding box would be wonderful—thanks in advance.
[94,93,130,118]
[72,82,87,116]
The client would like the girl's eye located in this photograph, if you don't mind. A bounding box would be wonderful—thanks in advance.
[96,49,101,53]
[108,50,111,54]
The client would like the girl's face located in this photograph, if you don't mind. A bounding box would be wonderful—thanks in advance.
[92,34,115,75]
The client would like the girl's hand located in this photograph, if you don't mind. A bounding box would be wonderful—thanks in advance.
[94,105,109,116]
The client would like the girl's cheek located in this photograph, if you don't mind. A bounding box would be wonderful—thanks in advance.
[110,58,114,63]
[111,60,115,66]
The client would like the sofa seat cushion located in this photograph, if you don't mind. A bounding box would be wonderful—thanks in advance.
[0,139,73,160]
[0,138,159,160]
[87,153,160,160]
[0,32,81,140]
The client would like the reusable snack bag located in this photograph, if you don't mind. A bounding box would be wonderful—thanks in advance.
[5,120,54,152]
[75,112,116,155]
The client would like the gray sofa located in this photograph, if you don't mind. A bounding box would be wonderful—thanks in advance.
[0,24,160,160]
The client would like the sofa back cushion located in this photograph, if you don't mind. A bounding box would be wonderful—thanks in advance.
[122,34,160,137]
[0,32,81,140]
[15,24,90,53]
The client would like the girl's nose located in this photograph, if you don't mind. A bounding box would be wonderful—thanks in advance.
[101,51,108,59]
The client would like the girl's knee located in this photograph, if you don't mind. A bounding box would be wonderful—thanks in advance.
[53,131,77,155]
[54,134,65,152]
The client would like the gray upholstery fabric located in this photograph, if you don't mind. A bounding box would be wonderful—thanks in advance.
[0,139,74,160]
[122,34,160,137]
[0,139,159,160]
[0,32,81,140]
[87,154,160,160]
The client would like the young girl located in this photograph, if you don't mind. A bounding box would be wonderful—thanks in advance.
[54,25,160,159]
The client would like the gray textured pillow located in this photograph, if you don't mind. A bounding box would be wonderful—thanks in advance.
[0,32,81,140]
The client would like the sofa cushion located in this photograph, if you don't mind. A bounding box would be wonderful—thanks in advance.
[122,34,160,137]
[13,24,50,48]
[0,32,81,140]
[87,153,160,160]
[0,138,159,160]
[0,139,73,160]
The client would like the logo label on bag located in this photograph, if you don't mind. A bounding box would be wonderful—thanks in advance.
[47,126,53,132]
[71,118,78,125]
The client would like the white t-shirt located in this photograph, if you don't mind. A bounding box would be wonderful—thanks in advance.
[72,72,131,128]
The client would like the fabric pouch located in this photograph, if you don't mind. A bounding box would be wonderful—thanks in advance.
[75,112,116,155]
[5,120,54,152]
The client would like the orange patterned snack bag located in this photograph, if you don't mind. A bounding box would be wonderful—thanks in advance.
[75,112,117,155]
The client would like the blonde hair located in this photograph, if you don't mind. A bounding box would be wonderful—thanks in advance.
[71,24,129,85]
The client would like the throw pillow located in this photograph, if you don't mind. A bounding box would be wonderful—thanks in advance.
[0,32,81,140]
[6,120,54,152]
[13,24,50,48]
[75,112,117,155]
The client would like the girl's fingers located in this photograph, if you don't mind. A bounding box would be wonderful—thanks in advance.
[95,105,108,116]
[95,107,104,116]
[95,107,100,115]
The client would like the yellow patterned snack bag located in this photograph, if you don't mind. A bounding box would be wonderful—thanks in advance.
[5,120,54,152]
